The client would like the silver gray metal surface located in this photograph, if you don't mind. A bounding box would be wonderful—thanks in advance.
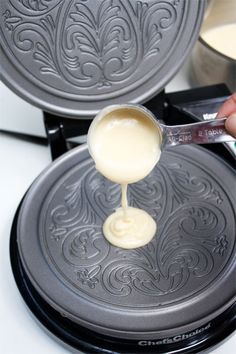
[87,104,236,153]
[161,117,236,146]
[191,37,236,93]
[17,144,236,340]
[0,0,205,118]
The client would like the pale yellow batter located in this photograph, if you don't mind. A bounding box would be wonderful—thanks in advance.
[88,107,162,184]
[88,106,161,249]
[202,23,236,60]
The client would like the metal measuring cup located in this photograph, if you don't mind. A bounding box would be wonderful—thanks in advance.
[88,104,235,153]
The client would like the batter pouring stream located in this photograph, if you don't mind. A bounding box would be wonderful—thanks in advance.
[88,105,161,249]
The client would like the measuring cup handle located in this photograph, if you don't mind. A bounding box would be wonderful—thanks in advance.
[161,118,236,147]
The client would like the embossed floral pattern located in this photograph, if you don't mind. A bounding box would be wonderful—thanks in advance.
[76,266,101,289]
[3,10,21,31]
[204,235,229,256]
[18,0,50,12]
[1,0,182,94]
[39,150,235,305]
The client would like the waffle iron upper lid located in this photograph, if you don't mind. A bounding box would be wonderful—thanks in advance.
[17,144,236,338]
[0,0,205,118]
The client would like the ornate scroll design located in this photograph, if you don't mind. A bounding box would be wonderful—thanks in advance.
[9,0,63,16]
[158,162,224,210]
[62,225,109,267]
[60,0,178,87]
[3,2,62,75]
[49,165,121,241]
[101,203,225,297]
[3,10,21,31]
[76,265,101,289]
[12,16,59,75]
[44,157,232,302]
[2,0,179,90]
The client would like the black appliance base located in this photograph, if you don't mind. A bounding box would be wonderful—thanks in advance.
[10,202,236,354]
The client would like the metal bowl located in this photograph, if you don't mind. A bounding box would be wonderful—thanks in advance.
[191,0,236,92]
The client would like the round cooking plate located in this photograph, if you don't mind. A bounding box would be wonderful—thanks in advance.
[0,0,205,118]
[16,145,236,342]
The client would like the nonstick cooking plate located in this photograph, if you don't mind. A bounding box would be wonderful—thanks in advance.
[0,0,205,118]
[16,144,236,345]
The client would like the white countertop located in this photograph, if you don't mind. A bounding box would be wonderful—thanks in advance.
[0,61,235,353]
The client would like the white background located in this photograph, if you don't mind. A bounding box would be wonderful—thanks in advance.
[0,59,235,353]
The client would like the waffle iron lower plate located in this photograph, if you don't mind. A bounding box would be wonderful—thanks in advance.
[11,144,236,353]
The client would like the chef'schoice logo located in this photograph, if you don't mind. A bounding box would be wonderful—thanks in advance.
[138,323,211,346]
